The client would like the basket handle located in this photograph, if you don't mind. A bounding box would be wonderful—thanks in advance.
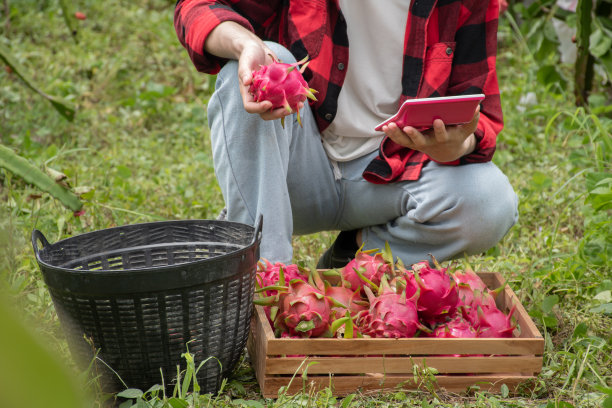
[31,229,51,256]
[250,214,263,247]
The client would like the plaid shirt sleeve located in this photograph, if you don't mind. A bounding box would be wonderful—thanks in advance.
[174,0,281,74]
[449,0,502,166]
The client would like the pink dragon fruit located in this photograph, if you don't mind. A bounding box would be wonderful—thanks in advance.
[256,259,305,297]
[249,56,317,126]
[431,316,478,338]
[325,285,369,320]
[453,268,488,292]
[392,268,421,300]
[341,251,390,294]
[356,277,427,338]
[473,304,517,338]
[453,268,487,306]
[274,279,332,338]
[453,267,505,310]
[411,260,459,324]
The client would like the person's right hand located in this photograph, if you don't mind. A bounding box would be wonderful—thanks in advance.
[237,41,302,121]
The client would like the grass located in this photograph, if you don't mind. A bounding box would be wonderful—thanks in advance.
[1,1,610,407]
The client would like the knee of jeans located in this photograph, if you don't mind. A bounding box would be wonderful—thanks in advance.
[459,180,519,254]
[264,42,297,64]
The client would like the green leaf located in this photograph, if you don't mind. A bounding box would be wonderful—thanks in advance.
[116,165,132,179]
[144,384,163,395]
[341,394,356,408]
[541,294,559,313]
[116,389,144,399]
[594,290,612,303]
[597,51,612,77]
[546,402,574,408]
[135,399,149,408]
[531,171,553,190]
[590,303,612,315]
[232,400,265,408]
[229,380,246,396]
[589,28,612,58]
[592,385,612,395]
[501,383,509,398]
[542,314,558,329]
[0,43,76,121]
[0,145,82,211]
[167,398,189,408]
[58,0,78,42]
[573,322,588,339]
[536,65,565,88]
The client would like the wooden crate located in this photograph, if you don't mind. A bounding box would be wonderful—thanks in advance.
[247,272,544,398]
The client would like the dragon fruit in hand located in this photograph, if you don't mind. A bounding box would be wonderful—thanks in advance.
[249,56,317,126]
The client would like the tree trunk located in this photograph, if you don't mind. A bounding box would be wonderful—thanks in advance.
[574,0,595,106]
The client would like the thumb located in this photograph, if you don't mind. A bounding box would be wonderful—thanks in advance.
[239,70,252,86]
[470,104,481,124]
[237,59,253,86]
[461,104,481,133]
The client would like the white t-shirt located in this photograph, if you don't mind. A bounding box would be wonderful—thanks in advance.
[321,0,411,162]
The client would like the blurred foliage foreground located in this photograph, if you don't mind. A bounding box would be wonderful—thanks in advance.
[0,1,610,407]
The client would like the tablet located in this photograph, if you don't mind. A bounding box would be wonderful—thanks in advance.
[374,94,485,131]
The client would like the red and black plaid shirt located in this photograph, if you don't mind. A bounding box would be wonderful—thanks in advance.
[175,0,503,183]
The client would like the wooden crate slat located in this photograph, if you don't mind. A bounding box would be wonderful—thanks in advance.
[477,272,500,290]
[264,356,542,375]
[501,283,543,341]
[260,374,535,398]
[264,336,544,356]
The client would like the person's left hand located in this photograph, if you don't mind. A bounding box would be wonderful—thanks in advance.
[382,105,480,163]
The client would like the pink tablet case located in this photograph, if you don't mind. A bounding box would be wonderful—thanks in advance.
[374,94,485,131]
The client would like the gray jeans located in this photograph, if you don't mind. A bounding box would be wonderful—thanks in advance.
[207,43,518,264]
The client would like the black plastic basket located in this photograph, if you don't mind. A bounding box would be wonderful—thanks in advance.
[31,216,262,395]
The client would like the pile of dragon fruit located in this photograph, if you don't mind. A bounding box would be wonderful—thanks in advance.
[254,249,518,339]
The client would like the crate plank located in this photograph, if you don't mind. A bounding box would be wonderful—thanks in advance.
[264,356,542,375]
[264,336,544,356]
[500,282,543,341]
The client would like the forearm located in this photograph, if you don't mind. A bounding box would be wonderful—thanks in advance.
[174,0,258,73]
[205,21,264,60]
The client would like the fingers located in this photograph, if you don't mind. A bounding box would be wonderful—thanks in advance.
[383,122,424,148]
[432,119,448,143]
[458,105,481,135]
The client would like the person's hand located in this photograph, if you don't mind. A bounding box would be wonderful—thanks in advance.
[237,41,303,121]
[382,105,480,163]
